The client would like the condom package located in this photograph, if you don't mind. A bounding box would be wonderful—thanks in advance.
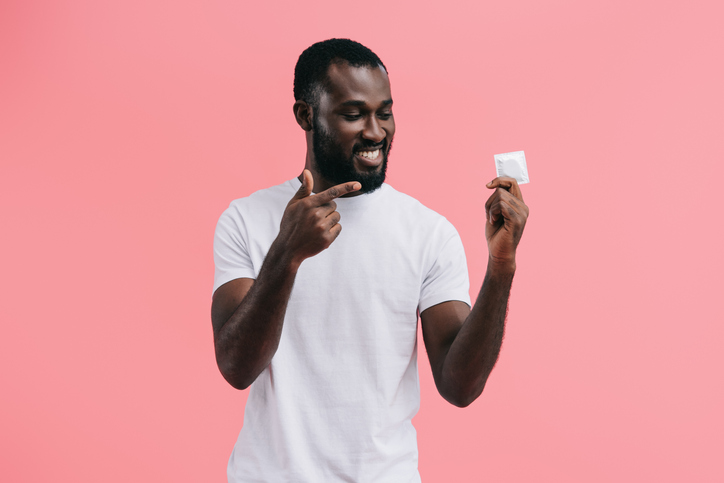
[494,150,529,185]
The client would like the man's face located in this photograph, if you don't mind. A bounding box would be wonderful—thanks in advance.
[311,62,395,194]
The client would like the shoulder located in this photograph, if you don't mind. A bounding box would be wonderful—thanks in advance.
[215,179,296,239]
[224,179,296,217]
[218,179,296,228]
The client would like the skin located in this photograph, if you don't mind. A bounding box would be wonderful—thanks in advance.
[211,62,529,407]
[298,62,394,195]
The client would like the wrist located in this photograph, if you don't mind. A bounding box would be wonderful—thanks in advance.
[267,239,303,273]
[487,256,516,275]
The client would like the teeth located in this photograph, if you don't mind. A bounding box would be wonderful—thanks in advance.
[358,149,380,160]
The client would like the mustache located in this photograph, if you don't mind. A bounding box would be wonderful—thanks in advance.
[354,141,386,152]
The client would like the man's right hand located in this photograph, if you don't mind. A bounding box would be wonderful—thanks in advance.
[212,171,360,389]
[277,169,361,267]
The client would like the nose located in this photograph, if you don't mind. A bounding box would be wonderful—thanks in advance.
[362,116,386,144]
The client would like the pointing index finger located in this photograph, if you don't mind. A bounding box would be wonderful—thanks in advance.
[313,181,362,204]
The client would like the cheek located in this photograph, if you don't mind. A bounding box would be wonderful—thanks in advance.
[386,122,396,139]
[335,130,359,150]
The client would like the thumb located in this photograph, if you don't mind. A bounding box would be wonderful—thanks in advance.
[292,169,314,200]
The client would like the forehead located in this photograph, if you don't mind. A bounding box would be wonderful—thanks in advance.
[320,62,392,106]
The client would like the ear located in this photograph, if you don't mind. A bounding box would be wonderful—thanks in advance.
[293,100,313,131]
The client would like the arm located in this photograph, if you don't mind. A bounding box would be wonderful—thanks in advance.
[420,177,528,407]
[211,170,361,389]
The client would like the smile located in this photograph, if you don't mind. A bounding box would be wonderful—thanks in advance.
[357,149,380,160]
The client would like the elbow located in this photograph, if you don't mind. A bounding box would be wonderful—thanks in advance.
[221,371,251,390]
[440,380,487,408]
[216,355,254,390]
[445,391,480,408]
[213,334,276,391]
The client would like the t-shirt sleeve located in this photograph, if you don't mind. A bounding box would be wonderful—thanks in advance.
[418,227,471,313]
[213,205,256,294]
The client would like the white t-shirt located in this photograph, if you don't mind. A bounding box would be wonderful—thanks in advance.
[214,178,471,483]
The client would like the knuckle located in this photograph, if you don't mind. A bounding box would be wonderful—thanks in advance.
[328,188,339,198]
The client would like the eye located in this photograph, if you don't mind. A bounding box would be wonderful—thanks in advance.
[377,111,393,120]
[342,113,362,121]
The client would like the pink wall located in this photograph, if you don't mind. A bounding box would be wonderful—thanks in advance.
[2,1,723,481]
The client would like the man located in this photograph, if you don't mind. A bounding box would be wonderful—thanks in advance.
[212,39,528,482]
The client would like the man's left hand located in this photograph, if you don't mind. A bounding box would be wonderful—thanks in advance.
[484,177,529,267]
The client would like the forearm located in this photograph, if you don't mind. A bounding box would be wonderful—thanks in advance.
[441,259,515,406]
[215,241,300,389]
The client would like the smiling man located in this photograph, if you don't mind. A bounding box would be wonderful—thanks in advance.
[211,39,529,482]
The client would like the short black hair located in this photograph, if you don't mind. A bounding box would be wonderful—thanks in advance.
[294,38,387,108]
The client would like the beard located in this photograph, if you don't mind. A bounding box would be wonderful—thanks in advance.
[312,117,391,194]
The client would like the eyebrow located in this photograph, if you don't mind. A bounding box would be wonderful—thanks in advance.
[340,99,393,107]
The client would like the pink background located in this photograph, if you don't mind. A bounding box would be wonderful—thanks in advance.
[2,1,723,481]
